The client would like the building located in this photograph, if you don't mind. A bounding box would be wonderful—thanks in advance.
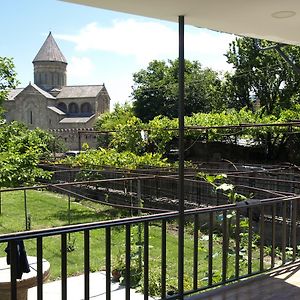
[4,32,110,149]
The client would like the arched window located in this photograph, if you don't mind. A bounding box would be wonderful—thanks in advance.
[57,102,67,113]
[81,102,92,114]
[69,102,79,114]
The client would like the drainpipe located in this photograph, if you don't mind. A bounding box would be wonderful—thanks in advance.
[178,15,185,300]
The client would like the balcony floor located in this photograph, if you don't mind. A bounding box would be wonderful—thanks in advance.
[189,260,300,300]
[28,271,154,300]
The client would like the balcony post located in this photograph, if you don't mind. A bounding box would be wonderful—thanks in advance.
[178,14,185,300]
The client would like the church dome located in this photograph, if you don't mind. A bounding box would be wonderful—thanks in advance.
[33,32,67,91]
[33,32,67,63]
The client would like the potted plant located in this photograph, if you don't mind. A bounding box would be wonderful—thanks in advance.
[111,252,125,282]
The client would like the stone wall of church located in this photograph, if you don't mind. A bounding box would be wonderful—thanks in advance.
[49,128,98,150]
[10,89,57,130]
[34,61,67,91]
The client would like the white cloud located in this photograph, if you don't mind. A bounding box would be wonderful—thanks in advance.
[67,56,95,82]
[57,19,235,69]
[57,19,235,107]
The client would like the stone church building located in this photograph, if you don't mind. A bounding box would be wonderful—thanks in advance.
[5,32,110,149]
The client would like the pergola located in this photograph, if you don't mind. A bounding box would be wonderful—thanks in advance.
[62,1,300,299]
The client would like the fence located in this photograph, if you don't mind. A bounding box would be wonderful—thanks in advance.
[1,191,300,299]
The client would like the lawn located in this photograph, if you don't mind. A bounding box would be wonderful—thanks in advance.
[0,189,264,296]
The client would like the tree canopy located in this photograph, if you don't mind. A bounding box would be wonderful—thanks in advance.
[225,37,300,114]
[132,59,223,122]
[0,122,54,187]
[0,57,19,110]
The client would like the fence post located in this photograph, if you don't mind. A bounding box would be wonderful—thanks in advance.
[137,180,142,272]
[24,190,29,231]
[0,188,2,215]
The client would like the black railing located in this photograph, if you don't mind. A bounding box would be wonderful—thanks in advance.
[1,194,300,300]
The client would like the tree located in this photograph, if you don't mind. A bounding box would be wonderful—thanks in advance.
[0,57,19,109]
[95,102,134,131]
[225,37,300,114]
[132,59,223,122]
[95,102,135,148]
[0,122,54,187]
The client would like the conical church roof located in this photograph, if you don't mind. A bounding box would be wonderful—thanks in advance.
[33,32,67,63]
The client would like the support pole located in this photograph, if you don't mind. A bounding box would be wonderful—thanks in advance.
[178,15,185,300]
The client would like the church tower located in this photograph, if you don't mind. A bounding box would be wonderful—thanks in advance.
[33,32,67,92]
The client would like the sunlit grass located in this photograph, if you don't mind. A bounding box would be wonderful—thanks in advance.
[0,189,263,295]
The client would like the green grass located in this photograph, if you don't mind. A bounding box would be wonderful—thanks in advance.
[0,189,265,296]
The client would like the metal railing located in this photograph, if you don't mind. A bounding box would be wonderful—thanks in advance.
[1,193,300,300]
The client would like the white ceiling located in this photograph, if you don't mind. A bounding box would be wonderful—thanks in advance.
[62,0,300,46]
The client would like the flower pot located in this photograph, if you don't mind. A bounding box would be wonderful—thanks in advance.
[111,269,121,282]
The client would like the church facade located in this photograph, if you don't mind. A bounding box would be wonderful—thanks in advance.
[4,32,110,149]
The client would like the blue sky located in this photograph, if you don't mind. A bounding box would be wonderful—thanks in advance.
[1,0,235,109]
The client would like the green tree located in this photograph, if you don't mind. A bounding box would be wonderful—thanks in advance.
[225,37,300,114]
[95,102,135,148]
[132,59,223,122]
[95,102,134,131]
[0,122,53,187]
[0,57,19,110]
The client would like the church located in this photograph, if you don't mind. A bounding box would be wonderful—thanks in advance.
[4,32,110,148]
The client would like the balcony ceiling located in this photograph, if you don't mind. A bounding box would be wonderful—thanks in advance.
[62,0,300,46]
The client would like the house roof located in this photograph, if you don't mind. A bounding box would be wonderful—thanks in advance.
[59,115,95,123]
[30,83,56,99]
[7,88,24,100]
[7,83,55,100]
[56,85,104,99]
[62,0,300,46]
[47,106,66,115]
[33,32,67,64]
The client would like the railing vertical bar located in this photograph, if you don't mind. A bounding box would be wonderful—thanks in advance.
[84,230,90,300]
[260,206,265,272]
[235,210,240,279]
[105,227,111,300]
[292,200,297,261]
[193,214,199,290]
[271,204,276,268]
[248,208,253,275]
[208,211,213,286]
[282,201,287,264]
[10,240,17,300]
[24,190,29,231]
[161,219,167,299]
[144,221,149,300]
[37,237,43,300]
[125,224,131,300]
[61,233,67,300]
[222,210,228,283]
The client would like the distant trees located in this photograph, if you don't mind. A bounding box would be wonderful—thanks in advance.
[132,59,224,122]
[225,37,300,114]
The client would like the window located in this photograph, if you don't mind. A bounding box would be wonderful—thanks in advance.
[57,102,67,113]
[30,111,33,124]
[81,102,92,114]
[69,102,79,114]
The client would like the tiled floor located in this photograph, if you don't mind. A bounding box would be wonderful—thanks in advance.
[188,261,300,300]
[28,271,154,300]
